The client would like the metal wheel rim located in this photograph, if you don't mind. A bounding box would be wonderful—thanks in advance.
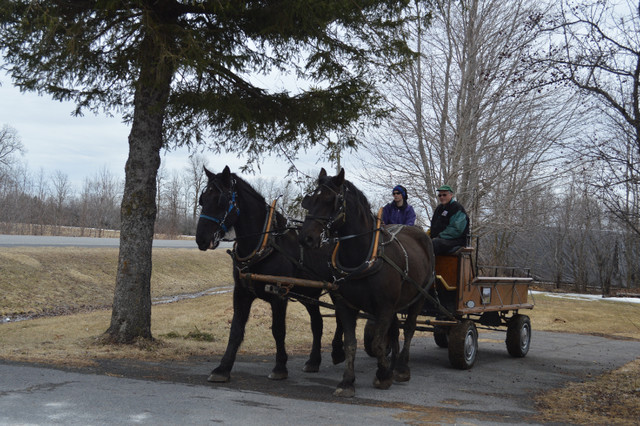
[520,323,530,351]
[464,329,477,362]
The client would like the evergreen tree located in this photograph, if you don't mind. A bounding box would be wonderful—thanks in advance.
[0,0,418,342]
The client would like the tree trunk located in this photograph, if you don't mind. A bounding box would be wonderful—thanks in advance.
[104,22,173,343]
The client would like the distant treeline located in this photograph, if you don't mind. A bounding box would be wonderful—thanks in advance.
[1,157,638,294]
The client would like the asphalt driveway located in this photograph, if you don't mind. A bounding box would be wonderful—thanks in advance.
[1,330,638,425]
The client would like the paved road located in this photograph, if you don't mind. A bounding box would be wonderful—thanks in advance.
[0,234,233,249]
[1,331,638,425]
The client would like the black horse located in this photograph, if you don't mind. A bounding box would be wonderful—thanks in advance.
[196,166,343,382]
[299,168,435,397]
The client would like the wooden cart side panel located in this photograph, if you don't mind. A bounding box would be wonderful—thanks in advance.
[458,252,474,287]
[456,279,533,314]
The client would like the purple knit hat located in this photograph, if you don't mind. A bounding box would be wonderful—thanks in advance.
[392,185,407,200]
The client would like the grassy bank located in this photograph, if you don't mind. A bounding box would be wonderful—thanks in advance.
[0,247,227,317]
[0,246,336,363]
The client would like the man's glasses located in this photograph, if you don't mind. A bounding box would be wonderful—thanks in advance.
[392,191,401,195]
[437,193,449,197]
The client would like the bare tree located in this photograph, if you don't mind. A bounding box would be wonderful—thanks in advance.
[185,154,208,222]
[77,167,122,236]
[0,125,25,196]
[0,125,24,168]
[50,170,72,231]
[358,0,578,262]
[539,0,640,237]
[155,163,167,226]
[157,171,184,237]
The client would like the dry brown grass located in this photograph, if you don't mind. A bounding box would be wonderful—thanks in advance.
[527,293,640,425]
[0,222,192,240]
[535,357,640,425]
[0,246,340,365]
[528,291,640,340]
[1,246,639,423]
[0,247,227,316]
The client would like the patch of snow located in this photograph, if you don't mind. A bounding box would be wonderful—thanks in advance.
[532,291,640,304]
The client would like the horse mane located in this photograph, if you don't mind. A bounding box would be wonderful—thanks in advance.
[232,173,288,228]
[343,179,372,217]
[319,174,373,225]
[231,173,266,206]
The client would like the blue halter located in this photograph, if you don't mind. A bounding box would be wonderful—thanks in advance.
[199,191,239,233]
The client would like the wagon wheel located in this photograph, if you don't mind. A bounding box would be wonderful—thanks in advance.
[433,326,449,348]
[506,314,531,358]
[448,320,478,370]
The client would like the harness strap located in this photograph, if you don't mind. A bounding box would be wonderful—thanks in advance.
[199,188,239,233]
[261,199,277,252]
[199,214,229,232]
[235,198,278,263]
[378,251,452,320]
[331,208,383,277]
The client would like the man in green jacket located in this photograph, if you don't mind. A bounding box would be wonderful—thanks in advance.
[429,185,469,255]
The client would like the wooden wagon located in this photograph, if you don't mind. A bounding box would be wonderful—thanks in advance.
[406,247,534,369]
[239,245,534,370]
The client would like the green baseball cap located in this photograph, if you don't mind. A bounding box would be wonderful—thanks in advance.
[437,185,454,192]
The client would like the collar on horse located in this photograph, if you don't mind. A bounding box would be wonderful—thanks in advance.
[330,207,384,278]
[233,198,279,267]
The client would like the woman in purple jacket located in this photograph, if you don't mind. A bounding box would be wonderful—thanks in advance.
[382,185,416,226]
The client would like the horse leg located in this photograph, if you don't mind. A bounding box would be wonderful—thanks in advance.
[394,300,425,382]
[388,314,400,370]
[302,302,323,373]
[208,287,255,383]
[333,305,358,398]
[331,315,345,365]
[372,311,396,390]
[268,298,289,380]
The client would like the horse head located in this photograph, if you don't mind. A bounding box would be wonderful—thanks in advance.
[195,165,240,251]
[299,167,347,248]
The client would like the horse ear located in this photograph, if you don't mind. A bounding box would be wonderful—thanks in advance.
[334,168,345,186]
[221,165,232,186]
[204,166,214,179]
[319,168,327,179]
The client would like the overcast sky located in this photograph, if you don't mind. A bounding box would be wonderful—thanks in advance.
[0,74,346,191]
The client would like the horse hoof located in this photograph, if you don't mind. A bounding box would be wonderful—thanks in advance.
[302,363,320,373]
[394,370,411,382]
[207,372,230,383]
[373,377,392,390]
[333,387,355,398]
[268,371,288,380]
[331,350,346,365]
